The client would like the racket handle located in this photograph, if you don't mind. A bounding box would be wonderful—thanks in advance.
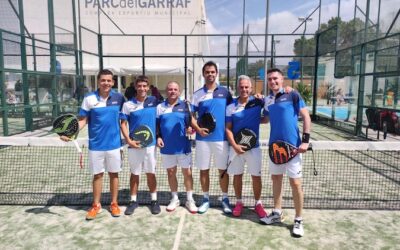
[73,140,82,153]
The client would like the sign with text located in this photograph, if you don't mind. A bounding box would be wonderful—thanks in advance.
[287,61,300,80]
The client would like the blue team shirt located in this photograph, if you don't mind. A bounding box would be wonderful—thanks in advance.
[226,96,264,148]
[192,84,233,142]
[263,88,306,147]
[121,96,159,147]
[79,90,125,151]
[156,100,191,155]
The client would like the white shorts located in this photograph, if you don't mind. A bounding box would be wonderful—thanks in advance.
[227,147,262,176]
[161,153,192,169]
[269,154,303,178]
[89,148,122,175]
[127,146,156,175]
[195,141,229,170]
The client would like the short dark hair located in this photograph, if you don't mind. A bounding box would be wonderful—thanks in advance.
[267,68,283,75]
[135,75,149,86]
[202,61,218,74]
[97,69,114,80]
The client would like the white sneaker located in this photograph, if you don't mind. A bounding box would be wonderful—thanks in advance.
[292,219,304,237]
[185,200,198,214]
[166,199,180,212]
[259,211,284,225]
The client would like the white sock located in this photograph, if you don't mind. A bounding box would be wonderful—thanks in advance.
[203,192,209,200]
[187,191,193,201]
[171,192,178,201]
[130,195,137,202]
[295,216,303,221]
[150,192,157,201]
[255,200,262,206]
[222,193,228,200]
[273,208,282,215]
[236,198,242,203]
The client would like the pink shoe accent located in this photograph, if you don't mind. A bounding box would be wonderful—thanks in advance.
[232,202,244,217]
[254,203,267,218]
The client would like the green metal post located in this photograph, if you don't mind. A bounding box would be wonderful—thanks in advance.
[355,0,371,136]
[184,35,187,99]
[32,34,40,108]
[19,0,32,130]
[142,35,145,75]
[98,34,103,70]
[312,32,320,121]
[227,35,230,90]
[72,0,81,108]
[0,31,8,135]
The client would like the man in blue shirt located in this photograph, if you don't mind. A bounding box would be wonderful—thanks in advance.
[192,61,233,214]
[260,68,311,238]
[68,69,125,220]
[156,81,197,214]
[121,75,161,215]
[225,75,268,219]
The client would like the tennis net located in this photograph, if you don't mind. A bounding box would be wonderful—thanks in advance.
[0,137,399,210]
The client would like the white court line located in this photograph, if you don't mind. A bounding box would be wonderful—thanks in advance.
[172,210,186,250]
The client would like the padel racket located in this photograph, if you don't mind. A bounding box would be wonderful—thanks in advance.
[184,100,195,141]
[268,140,299,164]
[221,128,257,178]
[52,114,83,168]
[129,125,154,148]
[244,97,264,109]
[198,112,216,134]
[269,140,317,175]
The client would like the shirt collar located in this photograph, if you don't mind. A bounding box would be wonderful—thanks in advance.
[268,87,284,97]
[234,95,254,107]
[202,83,220,93]
[95,89,114,101]
[164,98,182,107]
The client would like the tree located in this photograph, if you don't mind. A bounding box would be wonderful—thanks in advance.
[247,59,265,80]
[293,17,366,76]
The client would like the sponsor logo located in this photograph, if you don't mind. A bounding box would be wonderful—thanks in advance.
[134,129,151,140]
[53,116,75,133]
[85,0,192,9]
[238,133,253,148]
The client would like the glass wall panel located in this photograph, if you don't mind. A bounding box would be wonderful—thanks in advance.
[0,0,20,33]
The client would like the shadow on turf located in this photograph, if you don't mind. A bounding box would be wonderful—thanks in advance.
[25,206,60,216]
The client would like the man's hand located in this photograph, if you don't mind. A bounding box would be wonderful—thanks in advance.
[197,127,209,137]
[233,144,246,155]
[298,142,309,153]
[128,139,141,148]
[284,86,294,93]
[157,137,164,148]
[60,135,71,142]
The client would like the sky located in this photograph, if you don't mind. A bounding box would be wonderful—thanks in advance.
[203,0,400,65]
[204,0,399,34]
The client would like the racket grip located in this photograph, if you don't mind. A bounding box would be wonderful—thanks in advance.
[73,140,82,153]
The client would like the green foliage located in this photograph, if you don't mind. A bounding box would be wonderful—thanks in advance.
[292,17,367,76]
[247,59,266,79]
[296,82,312,105]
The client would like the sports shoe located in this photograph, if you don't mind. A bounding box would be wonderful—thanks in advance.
[185,200,198,214]
[86,203,102,220]
[259,210,284,225]
[221,197,232,214]
[166,199,180,212]
[150,200,161,215]
[110,202,121,217]
[232,202,244,217]
[197,198,210,214]
[292,219,304,237]
[254,203,267,218]
[124,200,139,215]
